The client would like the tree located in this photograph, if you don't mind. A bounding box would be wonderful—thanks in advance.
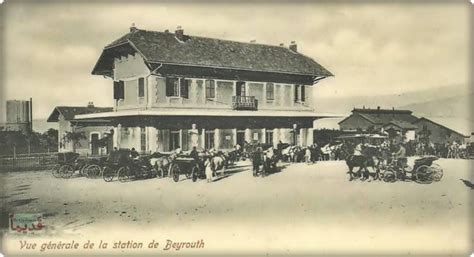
[62,131,86,152]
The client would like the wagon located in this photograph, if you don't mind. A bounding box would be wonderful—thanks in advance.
[168,155,204,182]
[102,149,155,182]
[382,156,443,184]
[52,152,87,178]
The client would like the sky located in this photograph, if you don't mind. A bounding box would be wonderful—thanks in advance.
[0,1,471,121]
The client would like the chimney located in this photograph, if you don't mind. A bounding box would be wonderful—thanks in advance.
[87,102,94,108]
[164,29,170,33]
[250,39,256,43]
[279,43,284,47]
[175,26,184,41]
[377,106,380,111]
[289,41,297,52]
[130,23,137,32]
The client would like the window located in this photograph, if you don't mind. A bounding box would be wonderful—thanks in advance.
[294,85,300,102]
[236,81,246,97]
[205,80,215,99]
[301,85,305,102]
[265,130,273,145]
[180,78,189,99]
[294,85,305,103]
[165,77,188,98]
[113,80,124,100]
[205,130,215,150]
[140,127,146,152]
[138,78,145,98]
[266,83,274,100]
[166,77,180,97]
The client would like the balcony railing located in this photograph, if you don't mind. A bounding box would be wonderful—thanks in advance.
[232,96,258,110]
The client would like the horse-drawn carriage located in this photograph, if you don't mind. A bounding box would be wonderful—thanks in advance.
[102,149,155,182]
[51,152,104,179]
[382,155,443,184]
[168,155,205,182]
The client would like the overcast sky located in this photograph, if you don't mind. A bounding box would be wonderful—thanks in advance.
[0,1,471,121]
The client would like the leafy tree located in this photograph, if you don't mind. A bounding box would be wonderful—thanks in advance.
[62,131,86,152]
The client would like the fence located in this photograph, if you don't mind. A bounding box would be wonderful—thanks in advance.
[0,152,58,172]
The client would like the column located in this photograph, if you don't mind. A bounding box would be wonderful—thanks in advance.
[299,128,306,146]
[245,128,252,143]
[232,128,237,146]
[147,127,158,152]
[214,128,221,150]
[307,128,314,146]
[116,124,122,148]
[262,128,266,144]
[201,129,206,150]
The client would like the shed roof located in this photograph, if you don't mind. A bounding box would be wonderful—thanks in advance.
[414,117,474,137]
[92,28,333,80]
[47,106,113,122]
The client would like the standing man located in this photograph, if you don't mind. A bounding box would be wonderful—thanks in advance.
[252,144,263,177]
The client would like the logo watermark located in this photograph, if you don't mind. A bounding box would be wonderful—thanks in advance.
[9,213,44,233]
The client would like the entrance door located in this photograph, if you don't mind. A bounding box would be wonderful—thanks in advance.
[236,131,245,147]
[91,133,99,156]
[236,82,246,97]
[169,131,180,151]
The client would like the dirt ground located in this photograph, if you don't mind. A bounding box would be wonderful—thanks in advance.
[1,158,472,255]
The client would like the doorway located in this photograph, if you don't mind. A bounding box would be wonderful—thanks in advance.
[90,133,100,156]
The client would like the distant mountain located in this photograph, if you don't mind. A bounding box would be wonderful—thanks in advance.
[313,85,472,119]
[399,92,472,119]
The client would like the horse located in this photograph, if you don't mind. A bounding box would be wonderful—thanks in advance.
[149,152,174,178]
[345,145,382,181]
[209,154,226,177]
[262,147,279,177]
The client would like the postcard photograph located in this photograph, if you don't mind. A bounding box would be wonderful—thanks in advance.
[0,0,473,256]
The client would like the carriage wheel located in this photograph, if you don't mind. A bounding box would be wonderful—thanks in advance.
[415,165,433,184]
[117,166,131,183]
[51,164,61,178]
[430,164,443,182]
[191,166,199,182]
[382,169,396,183]
[59,165,74,179]
[171,164,180,182]
[79,164,88,177]
[102,166,115,182]
[86,164,101,179]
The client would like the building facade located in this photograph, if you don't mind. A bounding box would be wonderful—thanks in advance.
[74,26,333,152]
[413,117,469,144]
[47,103,113,155]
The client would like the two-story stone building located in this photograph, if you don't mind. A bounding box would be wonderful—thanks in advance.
[74,26,333,152]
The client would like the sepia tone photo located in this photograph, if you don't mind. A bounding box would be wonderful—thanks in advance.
[0,0,473,256]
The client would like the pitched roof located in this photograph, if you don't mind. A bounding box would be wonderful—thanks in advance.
[92,28,333,79]
[414,117,474,137]
[383,120,418,130]
[47,106,113,122]
[352,107,418,125]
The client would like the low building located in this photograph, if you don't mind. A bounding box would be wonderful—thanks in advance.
[47,103,113,155]
[339,107,419,132]
[413,117,471,144]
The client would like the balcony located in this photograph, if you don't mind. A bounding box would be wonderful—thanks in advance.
[232,96,258,110]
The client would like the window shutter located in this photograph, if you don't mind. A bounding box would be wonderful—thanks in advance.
[165,77,173,97]
[301,85,305,102]
[180,78,189,98]
[119,81,125,99]
[294,85,299,102]
[138,78,145,97]
[113,81,119,100]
